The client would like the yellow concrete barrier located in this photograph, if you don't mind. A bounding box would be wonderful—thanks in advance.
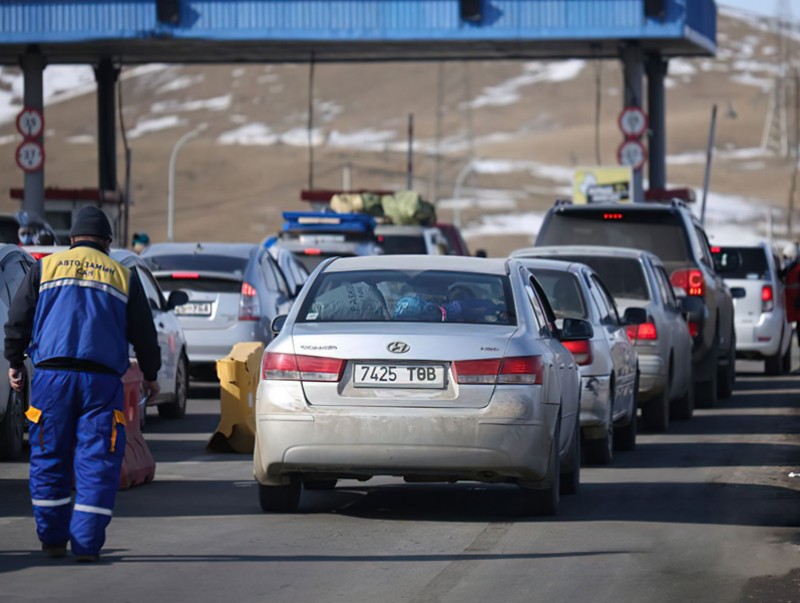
[207,341,264,454]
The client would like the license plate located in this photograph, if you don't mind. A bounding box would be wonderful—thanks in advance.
[353,364,446,389]
[175,302,212,316]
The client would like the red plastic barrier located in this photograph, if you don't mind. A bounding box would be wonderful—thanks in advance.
[119,363,156,489]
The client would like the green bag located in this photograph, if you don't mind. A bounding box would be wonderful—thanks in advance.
[381,191,437,225]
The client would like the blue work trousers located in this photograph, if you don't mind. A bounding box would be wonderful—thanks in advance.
[27,369,125,556]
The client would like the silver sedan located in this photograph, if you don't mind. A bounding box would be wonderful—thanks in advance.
[254,255,586,516]
[517,258,638,464]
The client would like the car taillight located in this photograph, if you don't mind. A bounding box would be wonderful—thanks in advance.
[671,269,704,297]
[761,285,774,312]
[562,340,593,366]
[30,252,50,260]
[262,353,345,382]
[626,322,658,342]
[688,321,700,338]
[304,248,322,255]
[171,272,200,279]
[454,356,543,385]
[238,281,261,321]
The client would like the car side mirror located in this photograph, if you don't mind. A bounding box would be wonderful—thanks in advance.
[167,290,189,310]
[679,295,705,321]
[730,287,746,299]
[271,314,288,336]
[622,307,647,325]
[560,318,593,341]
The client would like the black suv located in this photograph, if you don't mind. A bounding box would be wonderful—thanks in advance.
[535,200,736,407]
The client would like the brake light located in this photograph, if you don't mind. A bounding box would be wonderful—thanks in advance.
[30,252,50,260]
[262,353,345,382]
[626,322,658,342]
[761,285,774,312]
[710,246,721,254]
[688,321,700,338]
[304,248,322,255]
[603,213,623,220]
[562,340,593,365]
[171,272,199,279]
[454,356,543,385]
[238,281,261,321]
[671,269,704,297]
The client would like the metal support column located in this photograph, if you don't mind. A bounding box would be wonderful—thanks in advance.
[95,58,119,195]
[646,53,668,191]
[20,51,45,219]
[621,45,645,202]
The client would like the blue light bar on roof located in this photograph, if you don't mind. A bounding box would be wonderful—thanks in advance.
[281,211,376,234]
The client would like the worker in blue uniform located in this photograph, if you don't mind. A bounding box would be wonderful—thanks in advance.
[4,206,161,562]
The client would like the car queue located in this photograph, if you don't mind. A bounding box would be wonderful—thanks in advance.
[0,194,796,520]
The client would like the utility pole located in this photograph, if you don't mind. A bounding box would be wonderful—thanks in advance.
[762,0,793,156]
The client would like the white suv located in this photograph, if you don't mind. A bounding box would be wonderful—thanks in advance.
[711,241,792,375]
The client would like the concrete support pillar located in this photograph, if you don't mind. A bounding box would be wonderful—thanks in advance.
[646,53,668,191]
[620,44,644,202]
[20,51,45,219]
[95,58,119,194]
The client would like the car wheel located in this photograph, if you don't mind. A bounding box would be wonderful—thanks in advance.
[670,368,695,421]
[642,377,669,433]
[717,334,736,399]
[765,350,783,376]
[258,480,301,513]
[614,372,638,452]
[695,340,719,409]
[782,344,792,373]
[0,390,25,461]
[560,415,581,495]
[304,479,338,491]
[158,353,189,419]
[584,397,613,465]
[520,416,560,516]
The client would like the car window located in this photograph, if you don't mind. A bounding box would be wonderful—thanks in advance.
[650,263,671,308]
[711,246,770,280]
[543,255,650,301]
[379,235,428,255]
[261,253,288,296]
[144,253,248,274]
[693,226,714,268]
[528,268,588,320]
[521,273,548,336]
[587,276,612,324]
[299,269,515,325]
[594,277,621,324]
[527,275,558,336]
[655,265,678,311]
[136,268,165,311]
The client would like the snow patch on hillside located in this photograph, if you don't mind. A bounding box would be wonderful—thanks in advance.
[469,60,585,109]
[127,115,186,139]
[218,123,277,146]
[152,94,232,114]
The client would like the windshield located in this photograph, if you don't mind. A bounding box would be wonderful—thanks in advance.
[144,254,248,274]
[547,256,651,301]
[299,269,515,325]
[538,211,691,265]
[712,246,770,280]
[529,269,588,319]
[379,235,428,255]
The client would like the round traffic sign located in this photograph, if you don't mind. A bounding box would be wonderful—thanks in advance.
[16,107,44,139]
[15,140,44,172]
[617,139,647,170]
[618,106,648,139]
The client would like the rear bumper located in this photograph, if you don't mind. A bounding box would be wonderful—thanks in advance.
[637,354,666,403]
[735,313,785,358]
[254,381,558,487]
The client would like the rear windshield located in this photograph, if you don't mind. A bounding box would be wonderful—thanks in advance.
[299,269,515,325]
[156,276,241,294]
[712,246,770,280]
[295,252,353,271]
[550,256,650,301]
[538,211,690,264]
[379,235,427,255]
[529,269,588,319]
[144,254,248,274]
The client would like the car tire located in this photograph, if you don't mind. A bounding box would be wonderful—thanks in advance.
[0,390,25,461]
[304,479,338,491]
[258,480,302,513]
[584,402,613,465]
[782,345,792,374]
[765,350,783,376]
[670,368,695,421]
[560,415,581,495]
[695,340,719,409]
[158,352,189,419]
[520,417,560,516]
[717,333,736,399]
[642,379,669,433]
[613,372,638,452]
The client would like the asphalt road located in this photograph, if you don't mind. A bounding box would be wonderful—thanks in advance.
[1,359,798,603]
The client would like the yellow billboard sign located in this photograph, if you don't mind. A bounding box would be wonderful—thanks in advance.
[573,166,633,204]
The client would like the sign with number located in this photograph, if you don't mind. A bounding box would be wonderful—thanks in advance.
[16,107,44,139]
[617,139,647,170]
[15,141,44,172]
[618,106,648,139]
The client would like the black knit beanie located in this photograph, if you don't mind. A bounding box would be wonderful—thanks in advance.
[70,206,113,241]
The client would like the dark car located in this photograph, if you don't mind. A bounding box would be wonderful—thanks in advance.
[436,223,471,256]
[535,200,736,407]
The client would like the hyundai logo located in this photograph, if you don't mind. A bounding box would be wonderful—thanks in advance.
[387,341,410,354]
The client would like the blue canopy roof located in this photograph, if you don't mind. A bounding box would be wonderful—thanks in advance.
[0,0,716,64]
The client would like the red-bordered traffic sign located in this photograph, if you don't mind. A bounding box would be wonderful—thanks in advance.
[617,139,647,170]
[618,106,648,139]
[15,140,44,172]
[16,107,44,139]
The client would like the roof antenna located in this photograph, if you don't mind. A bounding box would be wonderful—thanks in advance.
[307,51,316,190]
